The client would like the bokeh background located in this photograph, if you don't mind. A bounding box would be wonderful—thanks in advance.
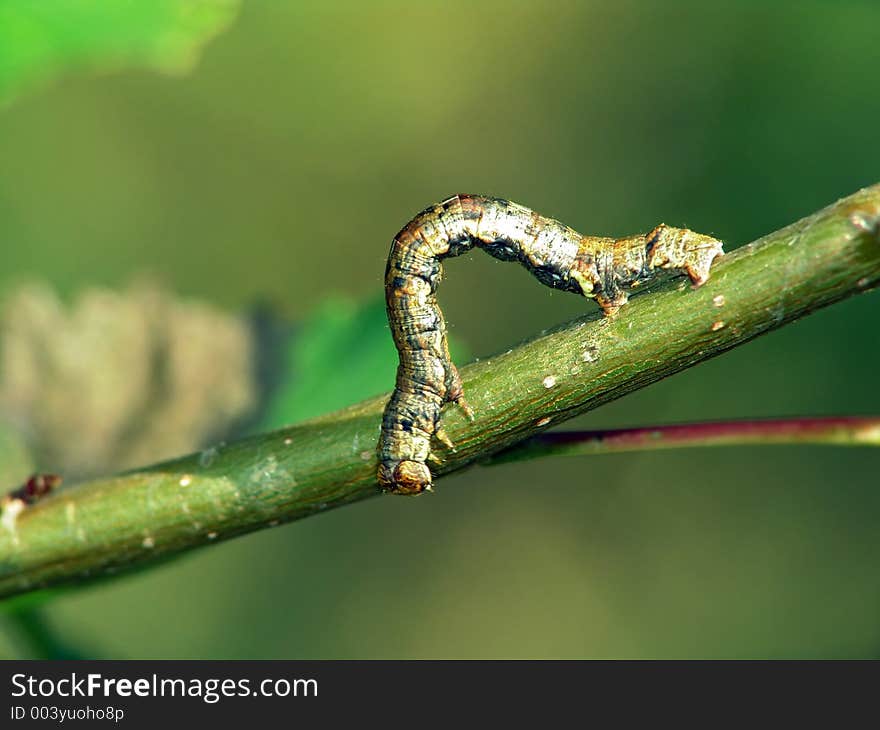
[1,0,879,658]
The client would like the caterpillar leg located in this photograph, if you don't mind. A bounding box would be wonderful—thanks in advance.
[595,291,629,317]
[434,425,456,452]
[444,361,475,420]
[449,389,474,421]
[645,224,725,287]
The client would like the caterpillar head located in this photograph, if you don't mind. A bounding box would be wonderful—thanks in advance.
[378,460,433,495]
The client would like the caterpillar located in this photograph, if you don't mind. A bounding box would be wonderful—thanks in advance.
[378,194,724,495]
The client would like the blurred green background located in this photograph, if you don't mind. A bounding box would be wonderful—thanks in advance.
[1,0,879,658]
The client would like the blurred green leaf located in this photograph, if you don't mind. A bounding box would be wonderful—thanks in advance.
[4,609,87,659]
[260,296,396,427]
[260,295,469,427]
[0,0,239,106]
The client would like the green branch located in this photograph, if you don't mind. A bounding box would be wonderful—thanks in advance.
[1,184,879,600]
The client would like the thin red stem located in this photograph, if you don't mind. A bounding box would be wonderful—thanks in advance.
[489,416,880,463]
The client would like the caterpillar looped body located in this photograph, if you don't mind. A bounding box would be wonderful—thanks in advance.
[378,194,724,495]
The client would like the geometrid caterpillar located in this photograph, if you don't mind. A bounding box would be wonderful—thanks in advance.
[378,194,724,495]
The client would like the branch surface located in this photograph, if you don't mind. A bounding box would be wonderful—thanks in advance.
[1,184,878,599]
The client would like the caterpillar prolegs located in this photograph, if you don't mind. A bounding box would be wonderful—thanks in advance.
[378,194,724,495]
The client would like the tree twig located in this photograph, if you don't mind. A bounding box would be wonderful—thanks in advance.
[1,184,878,600]
[487,416,880,463]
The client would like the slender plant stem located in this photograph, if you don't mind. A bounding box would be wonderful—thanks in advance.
[0,184,878,600]
[487,416,880,463]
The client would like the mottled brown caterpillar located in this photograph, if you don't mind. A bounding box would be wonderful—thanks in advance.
[378,194,724,495]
